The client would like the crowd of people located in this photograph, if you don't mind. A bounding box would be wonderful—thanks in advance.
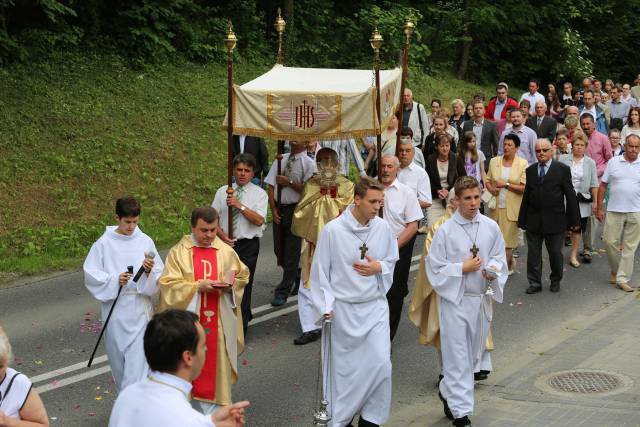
[2,74,640,427]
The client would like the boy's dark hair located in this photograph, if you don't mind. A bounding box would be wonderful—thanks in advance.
[144,309,199,373]
[115,197,141,218]
[191,207,219,227]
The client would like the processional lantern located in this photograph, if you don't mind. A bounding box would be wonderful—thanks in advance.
[224,23,237,239]
[275,8,286,64]
[395,17,415,156]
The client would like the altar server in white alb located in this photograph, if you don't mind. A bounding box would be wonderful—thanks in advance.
[426,176,507,427]
[108,309,250,427]
[84,197,164,391]
[310,177,399,427]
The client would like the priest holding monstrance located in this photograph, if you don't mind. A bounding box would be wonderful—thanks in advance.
[426,176,507,427]
[310,177,399,427]
[157,207,249,415]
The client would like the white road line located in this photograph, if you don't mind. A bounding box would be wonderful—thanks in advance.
[31,355,108,384]
[36,365,112,394]
[32,260,421,392]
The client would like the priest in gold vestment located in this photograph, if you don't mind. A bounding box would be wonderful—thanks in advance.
[158,207,249,414]
[290,147,354,345]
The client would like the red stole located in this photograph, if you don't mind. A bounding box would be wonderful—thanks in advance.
[192,246,220,401]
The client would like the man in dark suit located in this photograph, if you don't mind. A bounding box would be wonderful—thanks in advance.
[232,135,269,184]
[518,139,580,293]
[462,100,499,169]
[526,101,557,142]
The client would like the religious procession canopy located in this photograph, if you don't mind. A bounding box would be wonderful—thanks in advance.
[225,64,402,140]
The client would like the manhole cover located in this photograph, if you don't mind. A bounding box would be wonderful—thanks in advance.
[547,370,623,394]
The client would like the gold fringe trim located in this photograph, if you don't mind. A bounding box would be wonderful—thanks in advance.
[222,126,379,141]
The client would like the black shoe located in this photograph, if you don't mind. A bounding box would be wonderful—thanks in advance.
[271,296,287,307]
[438,391,454,420]
[550,282,560,292]
[582,251,592,263]
[293,330,321,345]
[526,285,542,294]
[453,416,471,426]
[474,370,490,381]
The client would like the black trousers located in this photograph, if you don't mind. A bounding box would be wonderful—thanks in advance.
[273,204,302,299]
[387,235,416,341]
[526,230,564,286]
[234,237,260,330]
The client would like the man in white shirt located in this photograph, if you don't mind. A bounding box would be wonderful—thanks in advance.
[265,140,316,306]
[212,153,268,333]
[397,137,432,210]
[402,88,431,147]
[380,155,423,341]
[597,134,640,292]
[519,79,545,114]
[109,309,249,427]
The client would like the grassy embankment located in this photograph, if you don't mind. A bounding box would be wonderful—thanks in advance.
[0,53,494,278]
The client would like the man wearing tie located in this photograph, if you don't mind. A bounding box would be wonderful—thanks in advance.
[526,101,557,142]
[518,139,580,293]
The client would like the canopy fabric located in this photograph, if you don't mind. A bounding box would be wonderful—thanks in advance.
[224,64,402,140]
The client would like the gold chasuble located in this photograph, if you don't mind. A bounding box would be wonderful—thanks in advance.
[292,170,354,289]
[157,235,249,405]
[408,207,494,351]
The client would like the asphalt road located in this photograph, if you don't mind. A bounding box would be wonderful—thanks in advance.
[0,224,634,426]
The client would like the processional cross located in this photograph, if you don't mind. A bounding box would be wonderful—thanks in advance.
[359,243,368,260]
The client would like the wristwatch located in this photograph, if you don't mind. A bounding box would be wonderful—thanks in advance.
[289,179,293,186]
[505,182,511,189]
[240,205,246,212]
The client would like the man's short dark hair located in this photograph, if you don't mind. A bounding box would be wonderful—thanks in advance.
[529,78,540,87]
[115,197,141,218]
[354,176,384,198]
[583,88,594,96]
[233,153,256,172]
[400,127,413,138]
[191,207,219,227]
[580,113,595,123]
[431,98,442,107]
[504,133,521,148]
[144,309,199,373]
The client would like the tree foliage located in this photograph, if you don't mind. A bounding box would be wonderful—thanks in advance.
[1,0,639,85]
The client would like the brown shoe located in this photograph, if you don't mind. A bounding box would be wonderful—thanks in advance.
[609,273,617,284]
[617,283,634,292]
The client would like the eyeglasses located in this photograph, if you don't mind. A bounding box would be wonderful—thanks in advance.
[535,148,550,153]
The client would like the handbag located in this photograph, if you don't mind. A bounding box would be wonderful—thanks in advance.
[577,192,592,203]
[481,188,496,209]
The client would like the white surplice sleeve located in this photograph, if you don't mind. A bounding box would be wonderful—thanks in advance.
[485,223,508,304]
[376,223,400,295]
[426,225,465,304]
[135,242,165,296]
[83,241,119,302]
[310,226,336,323]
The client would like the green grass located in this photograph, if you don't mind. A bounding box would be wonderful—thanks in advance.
[0,53,494,276]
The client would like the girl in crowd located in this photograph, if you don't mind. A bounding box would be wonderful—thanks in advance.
[458,132,486,189]
[609,129,624,157]
[620,107,640,143]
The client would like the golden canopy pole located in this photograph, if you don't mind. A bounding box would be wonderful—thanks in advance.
[370,28,384,218]
[395,18,415,156]
[274,9,287,266]
[224,24,238,239]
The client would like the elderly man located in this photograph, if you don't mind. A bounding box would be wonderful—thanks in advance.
[485,82,519,122]
[526,101,557,141]
[519,139,580,293]
[397,136,432,211]
[402,88,431,147]
[520,79,545,114]
[621,83,638,107]
[463,100,499,168]
[380,154,423,341]
[499,109,538,165]
[597,135,640,292]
